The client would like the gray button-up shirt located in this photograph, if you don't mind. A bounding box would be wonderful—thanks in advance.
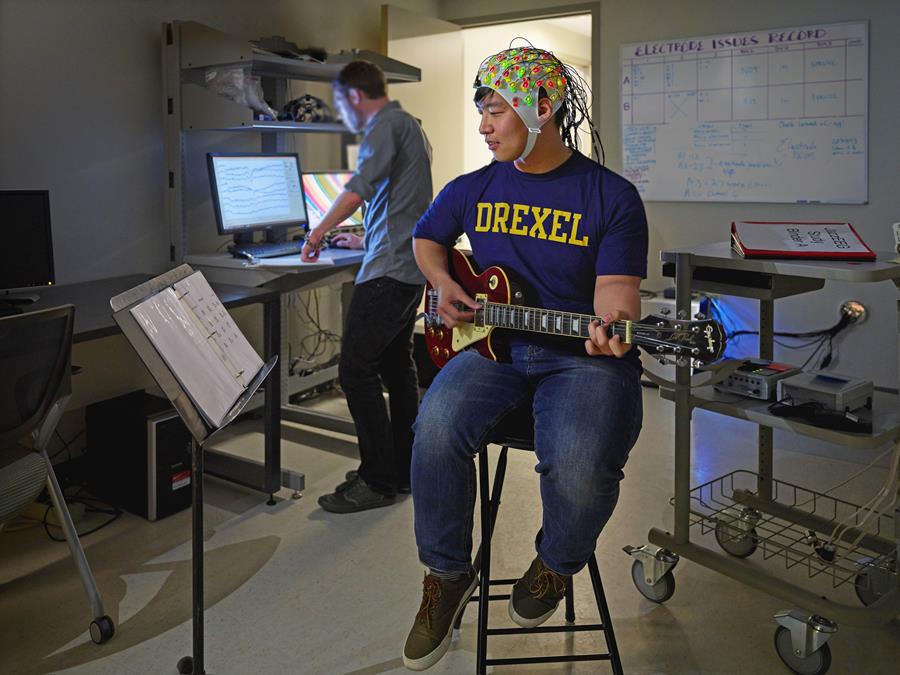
[345,101,432,285]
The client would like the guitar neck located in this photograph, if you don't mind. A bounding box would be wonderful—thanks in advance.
[479,302,632,343]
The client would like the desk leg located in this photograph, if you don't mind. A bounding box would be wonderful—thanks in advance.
[264,293,281,503]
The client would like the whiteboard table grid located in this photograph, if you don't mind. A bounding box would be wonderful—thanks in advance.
[620,21,867,203]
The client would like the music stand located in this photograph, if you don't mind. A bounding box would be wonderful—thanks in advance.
[111,264,276,675]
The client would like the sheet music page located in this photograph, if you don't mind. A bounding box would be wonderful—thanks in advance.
[130,287,243,427]
[172,272,264,388]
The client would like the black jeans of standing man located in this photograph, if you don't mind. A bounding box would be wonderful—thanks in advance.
[339,276,424,496]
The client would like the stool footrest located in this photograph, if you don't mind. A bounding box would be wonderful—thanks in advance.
[470,593,510,602]
[486,654,612,666]
[487,623,607,636]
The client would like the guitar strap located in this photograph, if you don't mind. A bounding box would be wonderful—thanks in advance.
[642,358,745,391]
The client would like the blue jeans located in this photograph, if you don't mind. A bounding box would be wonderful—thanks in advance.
[411,344,643,576]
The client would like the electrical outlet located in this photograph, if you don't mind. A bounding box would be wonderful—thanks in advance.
[840,299,867,324]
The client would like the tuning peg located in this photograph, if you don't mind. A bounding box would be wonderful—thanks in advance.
[694,312,706,320]
[675,356,690,367]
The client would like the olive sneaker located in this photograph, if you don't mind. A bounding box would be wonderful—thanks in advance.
[403,570,477,671]
[508,556,571,628]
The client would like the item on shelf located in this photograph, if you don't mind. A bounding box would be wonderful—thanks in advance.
[280,94,336,123]
[204,65,277,119]
[714,358,802,401]
[251,35,326,62]
[776,370,874,412]
[731,220,876,261]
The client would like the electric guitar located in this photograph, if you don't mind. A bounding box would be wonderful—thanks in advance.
[423,249,726,368]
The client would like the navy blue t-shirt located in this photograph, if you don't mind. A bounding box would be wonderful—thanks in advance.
[414,151,648,357]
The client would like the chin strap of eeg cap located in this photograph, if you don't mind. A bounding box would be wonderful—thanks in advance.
[521,128,541,159]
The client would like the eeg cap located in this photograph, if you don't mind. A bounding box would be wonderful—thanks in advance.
[474,46,568,159]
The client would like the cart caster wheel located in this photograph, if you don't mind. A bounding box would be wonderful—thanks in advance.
[715,519,758,557]
[774,626,831,675]
[631,559,675,603]
[89,615,115,644]
[177,655,193,674]
[854,556,895,607]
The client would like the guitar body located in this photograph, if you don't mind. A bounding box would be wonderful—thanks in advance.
[424,250,519,367]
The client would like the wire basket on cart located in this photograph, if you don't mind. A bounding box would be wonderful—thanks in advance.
[680,469,897,605]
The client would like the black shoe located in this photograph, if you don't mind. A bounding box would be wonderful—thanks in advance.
[318,476,395,513]
[336,469,411,494]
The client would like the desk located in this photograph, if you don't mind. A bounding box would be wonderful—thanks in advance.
[186,249,366,436]
[30,274,299,500]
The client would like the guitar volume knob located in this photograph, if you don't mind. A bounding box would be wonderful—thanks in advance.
[442,348,450,359]
[436,330,444,340]
[431,346,440,356]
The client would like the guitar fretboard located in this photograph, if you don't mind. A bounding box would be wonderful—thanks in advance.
[479,302,629,341]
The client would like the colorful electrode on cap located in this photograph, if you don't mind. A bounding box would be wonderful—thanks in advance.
[475,46,568,159]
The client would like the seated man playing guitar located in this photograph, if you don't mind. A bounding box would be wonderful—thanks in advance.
[402,46,650,671]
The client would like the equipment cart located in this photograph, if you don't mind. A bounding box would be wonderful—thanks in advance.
[624,243,900,674]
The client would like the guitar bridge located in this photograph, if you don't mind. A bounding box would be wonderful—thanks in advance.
[452,293,490,351]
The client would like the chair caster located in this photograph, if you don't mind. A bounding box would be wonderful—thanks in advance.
[89,615,115,644]
[177,656,194,674]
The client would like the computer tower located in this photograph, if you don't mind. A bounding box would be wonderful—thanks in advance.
[86,391,192,521]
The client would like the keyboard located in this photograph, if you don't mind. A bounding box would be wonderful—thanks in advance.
[231,239,305,259]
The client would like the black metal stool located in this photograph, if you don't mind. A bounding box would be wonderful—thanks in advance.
[456,407,625,674]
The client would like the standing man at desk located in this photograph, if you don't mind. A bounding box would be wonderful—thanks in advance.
[401,46,648,670]
[302,60,433,513]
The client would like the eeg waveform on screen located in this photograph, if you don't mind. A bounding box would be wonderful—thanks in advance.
[217,163,294,221]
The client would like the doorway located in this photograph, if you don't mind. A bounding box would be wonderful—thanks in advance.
[385,8,593,196]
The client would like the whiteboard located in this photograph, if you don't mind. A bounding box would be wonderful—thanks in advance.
[620,22,867,203]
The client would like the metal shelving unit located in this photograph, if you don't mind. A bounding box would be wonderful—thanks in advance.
[624,242,900,675]
[162,19,421,261]
[160,20,423,494]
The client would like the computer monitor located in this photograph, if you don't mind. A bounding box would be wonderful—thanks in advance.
[0,190,55,310]
[207,153,309,244]
[301,171,364,228]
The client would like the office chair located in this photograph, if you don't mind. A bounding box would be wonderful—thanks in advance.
[0,305,115,644]
[457,404,624,674]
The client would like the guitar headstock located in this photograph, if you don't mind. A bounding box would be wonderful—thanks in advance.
[631,315,727,364]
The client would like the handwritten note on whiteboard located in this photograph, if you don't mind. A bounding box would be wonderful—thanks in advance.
[621,21,867,203]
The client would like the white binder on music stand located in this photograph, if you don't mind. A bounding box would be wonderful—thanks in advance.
[110,264,276,443]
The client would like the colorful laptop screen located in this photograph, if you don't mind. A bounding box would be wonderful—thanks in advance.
[301,171,364,228]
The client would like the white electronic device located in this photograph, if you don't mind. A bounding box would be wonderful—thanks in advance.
[777,370,874,412]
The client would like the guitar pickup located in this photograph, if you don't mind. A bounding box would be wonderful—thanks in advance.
[452,293,490,352]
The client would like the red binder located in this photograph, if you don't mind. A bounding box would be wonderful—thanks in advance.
[731,221,876,261]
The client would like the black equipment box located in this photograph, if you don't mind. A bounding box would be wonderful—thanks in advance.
[86,391,192,521]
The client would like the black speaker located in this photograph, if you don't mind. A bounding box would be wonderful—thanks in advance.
[86,392,192,521]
